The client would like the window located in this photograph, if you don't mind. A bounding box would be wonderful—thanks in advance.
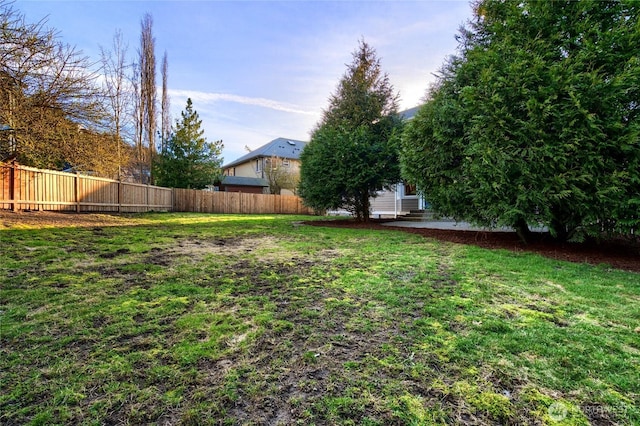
[282,159,290,167]
[404,183,417,196]
[256,159,261,172]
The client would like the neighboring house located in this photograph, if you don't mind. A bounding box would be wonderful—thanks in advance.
[222,137,308,195]
[219,176,269,194]
[369,182,425,219]
[369,105,427,218]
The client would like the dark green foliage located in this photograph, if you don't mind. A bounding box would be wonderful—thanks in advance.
[153,98,223,189]
[300,122,402,219]
[401,0,640,241]
[299,40,403,221]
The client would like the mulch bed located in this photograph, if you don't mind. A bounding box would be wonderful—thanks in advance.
[305,219,640,273]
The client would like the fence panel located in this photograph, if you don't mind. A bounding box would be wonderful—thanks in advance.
[150,185,173,212]
[1,163,312,215]
[171,188,312,215]
[0,163,172,212]
[4,165,79,211]
[79,176,119,212]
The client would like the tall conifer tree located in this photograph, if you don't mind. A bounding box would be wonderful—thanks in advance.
[299,40,403,221]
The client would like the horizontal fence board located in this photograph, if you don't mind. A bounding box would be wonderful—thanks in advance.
[1,163,313,215]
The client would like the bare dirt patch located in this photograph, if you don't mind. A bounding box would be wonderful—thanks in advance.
[0,210,137,229]
[3,211,637,272]
[205,255,421,424]
[307,219,640,273]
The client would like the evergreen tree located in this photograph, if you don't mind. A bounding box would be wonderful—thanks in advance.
[154,98,223,189]
[299,40,403,221]
[401,0,640,241]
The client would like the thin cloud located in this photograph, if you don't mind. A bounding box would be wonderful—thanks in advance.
[169,89,316,116]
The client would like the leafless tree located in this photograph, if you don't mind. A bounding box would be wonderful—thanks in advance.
[100,29,132,179]
[130,62,146,182]
[263,156,299,195]
[160,50,170,154]
[139,12,157,182]
[1,0,109,172]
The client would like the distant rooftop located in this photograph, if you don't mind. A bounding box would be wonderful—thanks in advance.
[221,176,268,187]
[223,137,308,169]
[399,106,421,121]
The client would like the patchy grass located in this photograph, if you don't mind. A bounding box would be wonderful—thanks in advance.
[1,213,638,425]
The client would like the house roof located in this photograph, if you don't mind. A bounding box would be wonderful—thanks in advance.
[400,106,421,121]
[223,137,308,169]
[221,175,269,187]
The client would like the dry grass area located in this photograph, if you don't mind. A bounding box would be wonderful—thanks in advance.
[0,210,140,229]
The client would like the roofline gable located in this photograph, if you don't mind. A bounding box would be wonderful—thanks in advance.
[223,137,308,169]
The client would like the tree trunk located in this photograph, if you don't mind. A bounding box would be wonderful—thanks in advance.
[550,206,570,242]
[360,191,370,223]
[514,217,532,244]
[550,218,569,242]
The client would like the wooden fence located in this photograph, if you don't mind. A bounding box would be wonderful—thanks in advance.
[173,188,311,214]
[0,162,313,215]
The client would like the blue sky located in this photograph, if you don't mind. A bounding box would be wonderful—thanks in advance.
[16,0,473,164]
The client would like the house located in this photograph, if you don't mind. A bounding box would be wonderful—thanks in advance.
[219,175,269,194]
[222,137,308,195]
[369,106,427,218]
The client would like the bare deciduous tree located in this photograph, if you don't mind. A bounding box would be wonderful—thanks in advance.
[263,156,299,195]
[160,50,170,154]
[130,62,146,182]
[139,12,157,182]
[100,29,132,179]
[1,0,107,171]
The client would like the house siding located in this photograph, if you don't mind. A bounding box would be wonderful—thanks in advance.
[369,186,420,218]
[370,188,398,217]
[401,197,419,212]
[229,161,260,178]
[223,158,302,180]
[224,158,302,195]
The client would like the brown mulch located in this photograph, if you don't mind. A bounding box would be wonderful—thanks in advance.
[305,219,640,273]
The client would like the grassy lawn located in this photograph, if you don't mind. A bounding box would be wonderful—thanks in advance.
[1,213,638,425]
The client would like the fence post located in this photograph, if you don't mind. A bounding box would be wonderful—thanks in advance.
[10,163,17,212]
[118,180,122,213]
[74,173,80,213]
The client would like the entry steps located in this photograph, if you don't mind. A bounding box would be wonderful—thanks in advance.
[397,210,451,222]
